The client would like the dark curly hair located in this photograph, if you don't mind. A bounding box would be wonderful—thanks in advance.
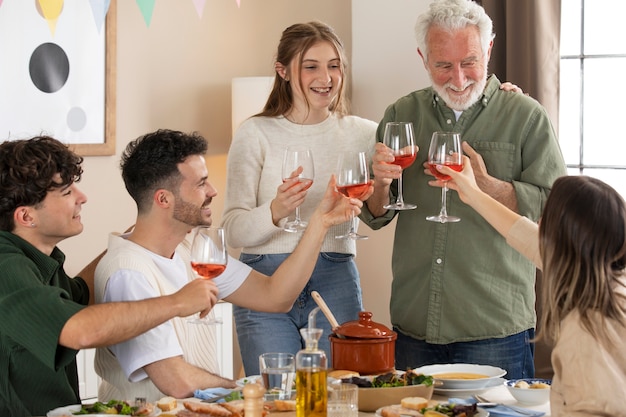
[121,129,208,213]
[0,136,83,232]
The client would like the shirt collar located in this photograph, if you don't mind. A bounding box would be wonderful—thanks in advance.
[0,231,64,284]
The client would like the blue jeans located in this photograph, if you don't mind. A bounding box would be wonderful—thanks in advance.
[394,328,535,379]
[234,252,363,375]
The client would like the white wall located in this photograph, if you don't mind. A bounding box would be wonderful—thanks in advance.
[351,0,430,327]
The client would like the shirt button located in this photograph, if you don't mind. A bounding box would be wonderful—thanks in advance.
[436,258,443,264]
[446,119,452,124]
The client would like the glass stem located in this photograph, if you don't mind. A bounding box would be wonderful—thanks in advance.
[349,211,357,234]
[440,184,448,217]
[396,174,405,205]
[294,206,301,224]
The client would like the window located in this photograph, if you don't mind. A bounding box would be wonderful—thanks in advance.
[559,0,626,197]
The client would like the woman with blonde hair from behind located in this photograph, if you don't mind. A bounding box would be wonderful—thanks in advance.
[437,146,626,416]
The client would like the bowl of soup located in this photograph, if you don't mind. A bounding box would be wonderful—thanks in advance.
[504,378,551,405]
[414,364,507,389]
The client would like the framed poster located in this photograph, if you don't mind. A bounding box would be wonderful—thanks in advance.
[0,0,116,156]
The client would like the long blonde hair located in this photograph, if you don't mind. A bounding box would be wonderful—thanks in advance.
[257,21,349,119]
[538,175,626,345]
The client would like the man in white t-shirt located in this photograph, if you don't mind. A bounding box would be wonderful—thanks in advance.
[94,129,371,403]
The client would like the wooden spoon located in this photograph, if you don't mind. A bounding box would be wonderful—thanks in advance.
[311,290,345,339]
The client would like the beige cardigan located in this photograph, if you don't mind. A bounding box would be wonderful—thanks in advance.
[507,217,626,416]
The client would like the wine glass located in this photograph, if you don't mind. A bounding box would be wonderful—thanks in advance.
[382,122,418,210]
[187,226,228,325]
[282,147,315,232]
[335,151,370,240]
[426,131,463,223]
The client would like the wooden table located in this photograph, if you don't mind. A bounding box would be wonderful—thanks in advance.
[176,384,551,416]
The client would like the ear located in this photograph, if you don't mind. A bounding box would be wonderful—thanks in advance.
[154,189,173,208]
[275,62,288,81]
[417,47,427,66]
[14,206,35,229]
[486,39,493,61]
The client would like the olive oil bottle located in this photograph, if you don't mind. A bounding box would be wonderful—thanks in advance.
[296,307,327,417]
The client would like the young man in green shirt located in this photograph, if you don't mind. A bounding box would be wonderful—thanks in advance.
[0,135,363,416]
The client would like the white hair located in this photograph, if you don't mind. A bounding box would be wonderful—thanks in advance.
[415,0,494,61]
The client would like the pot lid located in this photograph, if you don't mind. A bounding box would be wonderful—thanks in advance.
[335,311,394,339]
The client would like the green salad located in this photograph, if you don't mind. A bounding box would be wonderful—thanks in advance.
[73,400,143,415]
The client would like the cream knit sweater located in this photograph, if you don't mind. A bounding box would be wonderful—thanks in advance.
[222,114,377,255]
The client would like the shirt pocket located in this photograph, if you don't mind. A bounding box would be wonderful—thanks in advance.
[466,140,517,181]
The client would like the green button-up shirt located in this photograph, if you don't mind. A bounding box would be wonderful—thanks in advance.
[361,75,567,344]
[0,231,89,416]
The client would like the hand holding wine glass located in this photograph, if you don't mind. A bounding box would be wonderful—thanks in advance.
[188,226,228,325]
[282,147,315,232]
[382,122,418,210]
[426,131,463,223]
[335,151,370,240]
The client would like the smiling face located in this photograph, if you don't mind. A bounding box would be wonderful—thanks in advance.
[171,154,217,227]
[28,175,87,249]
[285,40,343,123]
[422,25,491,111]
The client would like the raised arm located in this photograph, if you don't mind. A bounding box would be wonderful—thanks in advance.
[437,153,542,268]
[224,175,372,311]
[436,153,521,238]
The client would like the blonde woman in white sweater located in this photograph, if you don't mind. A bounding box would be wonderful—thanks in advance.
[222,21,377,374]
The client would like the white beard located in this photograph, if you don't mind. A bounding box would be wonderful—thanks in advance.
[430,73,488,111]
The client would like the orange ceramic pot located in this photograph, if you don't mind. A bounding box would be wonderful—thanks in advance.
[329,311,396,375]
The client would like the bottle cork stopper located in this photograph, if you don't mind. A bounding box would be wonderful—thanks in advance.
[243,383,266,417]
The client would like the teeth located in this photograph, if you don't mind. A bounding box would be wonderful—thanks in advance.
[312,87,330,93]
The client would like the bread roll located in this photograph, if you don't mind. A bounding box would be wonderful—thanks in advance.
[328,370,360,379]
[156,396,177,411]
[183,401,233,417]
[273,399,297,411]
[379,405,422,417]
[400,396,429,410]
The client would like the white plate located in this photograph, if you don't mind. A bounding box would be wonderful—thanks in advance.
[416,364,507,389]
[236,375,262,387]
[375,405,489,417]
[434,378,505,396]
[47,404,161,416]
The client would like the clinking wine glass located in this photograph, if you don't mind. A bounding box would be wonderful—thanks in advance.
[187,226,228,325]
[335,151,370,240]
[382,122,418,210]
[282,147,315,232]
[426,131,463,223]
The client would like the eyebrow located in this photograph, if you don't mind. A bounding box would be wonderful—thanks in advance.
[302,57,340,64]
[433,55,480,66]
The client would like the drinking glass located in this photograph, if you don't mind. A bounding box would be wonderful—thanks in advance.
[382,122,418,210]
[259,352,296,400]
[327,383,359,417]
[426,131,463,223]
[282,147,315,232]
[187,226,228,325]
[335,151,369,240]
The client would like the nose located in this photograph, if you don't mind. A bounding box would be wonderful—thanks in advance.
[74,185,88,204]
[450,65,467,89]
[205,181,218,198]
[319,68,331,85]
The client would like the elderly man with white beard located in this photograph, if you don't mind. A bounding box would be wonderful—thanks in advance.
[361,0,566,379]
